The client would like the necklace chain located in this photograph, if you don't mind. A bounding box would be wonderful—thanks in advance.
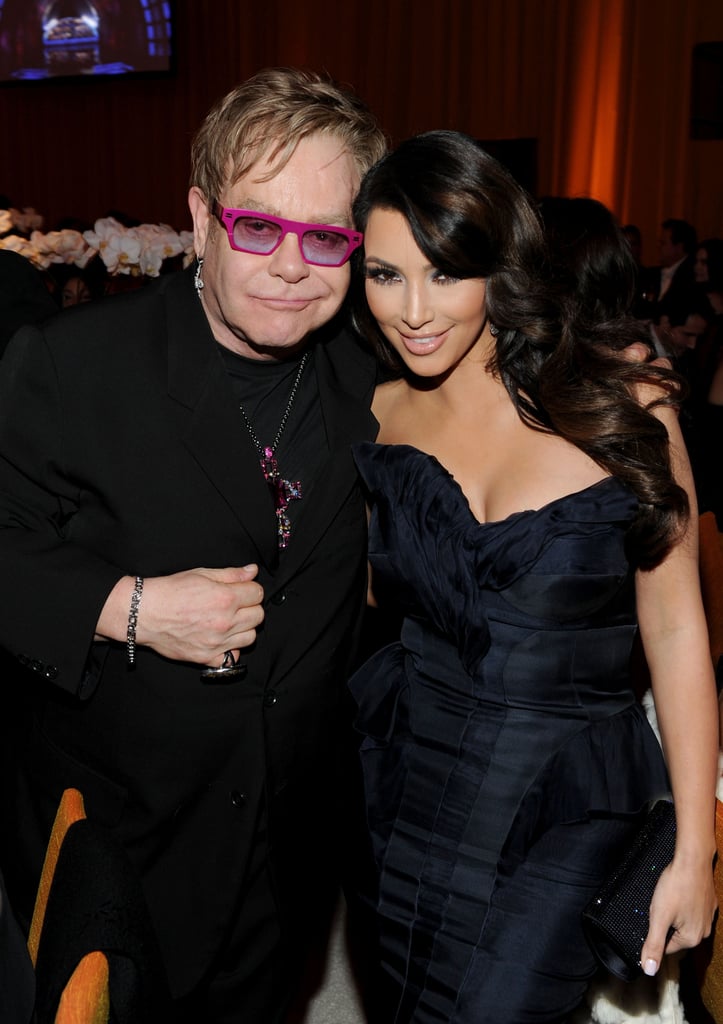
[238,351,309,458]
[238,351,309,550]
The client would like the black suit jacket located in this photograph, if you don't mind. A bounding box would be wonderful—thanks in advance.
[650,254,697,312]
[0,268,377,995]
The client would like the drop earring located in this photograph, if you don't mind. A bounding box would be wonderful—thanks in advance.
[488,322,499,337]
[194,256,204,293]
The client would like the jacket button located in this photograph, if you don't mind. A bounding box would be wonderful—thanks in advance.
[270,591,287,606]
[31,660,43,673]
[229,790,247,808]
[263,690,278,707]
[44,665,59,680]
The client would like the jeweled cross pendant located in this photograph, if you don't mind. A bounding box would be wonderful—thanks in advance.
[260,446,302,549]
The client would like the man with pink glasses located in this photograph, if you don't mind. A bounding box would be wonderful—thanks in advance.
[0,68,386,1023]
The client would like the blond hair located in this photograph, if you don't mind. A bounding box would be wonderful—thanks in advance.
[190,67,387,202]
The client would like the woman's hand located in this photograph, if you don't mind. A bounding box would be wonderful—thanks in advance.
[640,854,717,975]
[620,341,653,364]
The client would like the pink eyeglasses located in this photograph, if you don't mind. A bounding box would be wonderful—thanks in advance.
[213,201,363,267]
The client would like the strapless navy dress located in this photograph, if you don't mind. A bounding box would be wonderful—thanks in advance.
[349,443,670,1024]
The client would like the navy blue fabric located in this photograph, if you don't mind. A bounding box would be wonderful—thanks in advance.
[349,443,670,1024]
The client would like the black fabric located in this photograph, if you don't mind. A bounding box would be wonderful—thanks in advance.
[219,345,329,536]
[34,818,170,1024]
[0,250,57,356]
[651,254,697,315]
[0,866,35,1024]
[349,443,670,1024]
[0,266,378,1012]
[167,820,292,1024]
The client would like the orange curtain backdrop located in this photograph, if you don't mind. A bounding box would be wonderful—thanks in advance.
[547,0,628,207]
[0,0,721,261]
[616,0,702,258]
[541,0,721,259]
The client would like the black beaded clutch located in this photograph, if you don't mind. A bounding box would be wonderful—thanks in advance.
[582,800,676,981]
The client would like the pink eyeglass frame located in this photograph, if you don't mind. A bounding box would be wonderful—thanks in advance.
[212,201,363,266]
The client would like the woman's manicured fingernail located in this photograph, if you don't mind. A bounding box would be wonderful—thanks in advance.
[643,958,658,976]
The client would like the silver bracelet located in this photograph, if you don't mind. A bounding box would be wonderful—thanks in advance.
[126,576,144,668]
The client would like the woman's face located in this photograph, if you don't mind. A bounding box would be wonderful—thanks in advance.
[694,247,709,284]
[362,207,491,378]
[61,276,91,307]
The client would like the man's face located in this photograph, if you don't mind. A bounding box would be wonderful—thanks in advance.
[667,313,707,354]
[189,133,360,360]
[658,228,683,269]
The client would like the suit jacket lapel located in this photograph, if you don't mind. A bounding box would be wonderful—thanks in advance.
[164,271,279,567]
[274,327,378,585]
[163,276,377,578]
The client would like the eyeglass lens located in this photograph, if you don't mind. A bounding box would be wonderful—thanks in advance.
[231,216,351,265]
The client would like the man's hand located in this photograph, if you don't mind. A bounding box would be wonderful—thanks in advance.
[96,566,264,668]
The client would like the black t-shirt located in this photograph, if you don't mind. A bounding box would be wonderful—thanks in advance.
[218,344,329,542]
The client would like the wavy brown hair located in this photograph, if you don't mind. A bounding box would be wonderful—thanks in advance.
[351,130,688,568]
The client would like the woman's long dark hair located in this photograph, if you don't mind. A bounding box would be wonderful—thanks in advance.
[351,130,688,568]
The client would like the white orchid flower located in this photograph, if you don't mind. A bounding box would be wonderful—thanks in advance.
[179,230,196,268]
[74,244,97,269]
[136,222,184,277]
[85,219,142,275]
[9,207,44,233]
[5,207,194,281]
[139,245,164,278]
[30,229,90,266]
[83,216,126,254]
[0,233,50,268]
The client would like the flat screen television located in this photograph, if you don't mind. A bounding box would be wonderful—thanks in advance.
[0,0,173,83]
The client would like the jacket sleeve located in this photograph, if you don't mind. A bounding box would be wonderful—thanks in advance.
[0,325,123,696]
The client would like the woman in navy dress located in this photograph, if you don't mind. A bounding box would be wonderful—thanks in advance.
[348,131,718,1023]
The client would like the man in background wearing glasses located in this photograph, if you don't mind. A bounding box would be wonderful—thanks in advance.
[0,68,386,1023]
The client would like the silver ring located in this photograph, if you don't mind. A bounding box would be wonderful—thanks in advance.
[200,650,245,680]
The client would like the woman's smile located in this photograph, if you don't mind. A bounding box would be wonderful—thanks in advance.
[363,208,491,378]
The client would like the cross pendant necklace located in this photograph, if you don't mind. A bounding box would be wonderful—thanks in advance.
[239,352,309,550]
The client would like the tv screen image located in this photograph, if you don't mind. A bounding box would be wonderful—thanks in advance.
[0,0,172,82]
